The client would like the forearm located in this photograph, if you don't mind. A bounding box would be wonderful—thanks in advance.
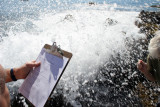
[5,61,40,83]
[143,72,156,82]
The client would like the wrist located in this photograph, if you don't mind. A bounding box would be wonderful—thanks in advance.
[140,68,148,74]
[10,68,17,81]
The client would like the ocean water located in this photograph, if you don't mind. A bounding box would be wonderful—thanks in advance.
[0,0,160,107]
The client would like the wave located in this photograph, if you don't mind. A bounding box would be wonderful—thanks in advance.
[0,4,148,106]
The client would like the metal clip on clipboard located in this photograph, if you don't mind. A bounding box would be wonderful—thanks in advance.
[46,42,64,58]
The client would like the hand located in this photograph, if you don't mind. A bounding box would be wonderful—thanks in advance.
[137,60,147,74]
[14,61,41,79]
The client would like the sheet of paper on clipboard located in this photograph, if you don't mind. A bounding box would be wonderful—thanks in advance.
[18,43,72,107]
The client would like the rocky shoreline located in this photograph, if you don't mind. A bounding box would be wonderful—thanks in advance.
[136,10,160,37]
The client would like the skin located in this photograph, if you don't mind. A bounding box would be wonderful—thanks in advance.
[137,60,156,82]
[0,61,40,107]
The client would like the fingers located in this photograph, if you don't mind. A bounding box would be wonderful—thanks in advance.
[139,60,145,66]
[137,60,144,71]
[137,60,147,73]
[31,60,36,63]
[26,61,41,68]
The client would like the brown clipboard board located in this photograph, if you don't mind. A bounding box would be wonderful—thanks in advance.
[20,43,72,107]
[43,44,73,106]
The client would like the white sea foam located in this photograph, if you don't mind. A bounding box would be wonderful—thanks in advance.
[0,4,145,106]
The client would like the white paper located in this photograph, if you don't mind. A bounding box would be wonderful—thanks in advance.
[19,48,69,107]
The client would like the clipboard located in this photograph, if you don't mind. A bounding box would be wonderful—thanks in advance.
[18,43,72,107]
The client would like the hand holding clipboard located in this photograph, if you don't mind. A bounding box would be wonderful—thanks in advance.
[19,43,72,107]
